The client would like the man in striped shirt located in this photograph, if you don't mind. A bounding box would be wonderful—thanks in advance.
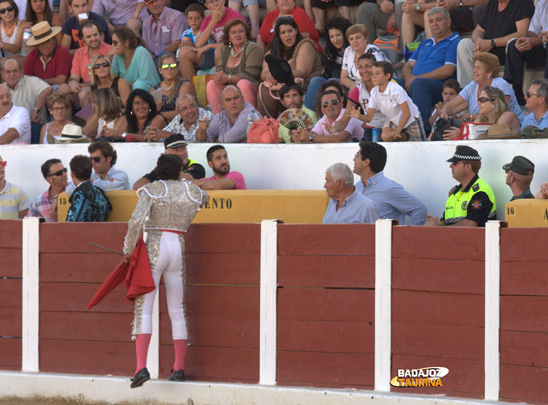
[0,156,30,219]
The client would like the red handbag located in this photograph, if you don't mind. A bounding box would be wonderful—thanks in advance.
[247,117,280,143]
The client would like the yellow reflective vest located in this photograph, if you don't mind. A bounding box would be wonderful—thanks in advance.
[443,175,496,226]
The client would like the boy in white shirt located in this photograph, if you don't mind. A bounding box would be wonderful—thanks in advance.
[347,61,426,142]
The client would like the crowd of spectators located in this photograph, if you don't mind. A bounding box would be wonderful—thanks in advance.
[0,0,547,222]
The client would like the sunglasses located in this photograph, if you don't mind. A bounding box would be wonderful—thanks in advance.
[478,97,495,104]
[322,99,339,108]
[0,6,14,13]
[91,156,102,163]
[93,62,109,69]
[526,92,539,98]
[161,62,179,70]
[0,160,6,167]
[48,168,67,177]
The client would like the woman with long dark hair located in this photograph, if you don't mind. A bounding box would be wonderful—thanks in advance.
[25,0,62,43]
[257,16,322,118]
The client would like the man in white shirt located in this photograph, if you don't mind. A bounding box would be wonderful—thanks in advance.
[0,84,31,144]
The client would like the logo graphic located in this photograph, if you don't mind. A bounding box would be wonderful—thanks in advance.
[390,367,449,388]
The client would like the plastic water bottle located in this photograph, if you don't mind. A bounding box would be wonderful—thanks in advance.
[372,128,382,142]
[21,28,32,56]
[247,110,261,130]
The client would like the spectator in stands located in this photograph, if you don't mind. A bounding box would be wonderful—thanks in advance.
[322,162,379,224]
[350,61,426,142]
[59,21,113,108]
[97,89,167,142]
[2,59,52,144]
[111,26,160,92]
[313,79,349,113]
[440,52,524,138]
[503,1,548,105]
[66,154,112,222]
[474,86,520,136]
[25,0,63,43]
[61,0,111,55]
[192,144,247,190]
[397,0,487,48]
[354,141,427,225]
[151,94,213,143]
[400,7,460,133]
[40,93,73,144]
[202,85,257,143]
[0,154,29,218]
[91,0,145,35]
[0,83,30,144]
[178,4,204,51]
[206,19,263,114]
[177,0,246,82]
[142,0,187,58]
[84,88,124,140]
[0,0,26,63]
[27,158,68,221]
[429,79,461,130]
[425,145,496,227]
[90,54,130,107]
[303,17,351,111]
[227,0,259,40]
[311,0,357,34]
[456,0,534,87]
[258,17,322,118]
[293,89,364,143]
[278,83,318,143]
[521,79,548,131]
[357,0,398,44]
[151,53,194,122]
[340,24,388,92]
[503,155,535,201]
[257,0,319,52]
[336,52,386,141]
[23,22,72,89]
[133,134,206,189]
[87,140,130,191]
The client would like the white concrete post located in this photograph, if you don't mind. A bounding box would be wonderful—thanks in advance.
[22,217,40,372]
[259,220,278,385]
[375,219,394,392]
[485,221,503,400]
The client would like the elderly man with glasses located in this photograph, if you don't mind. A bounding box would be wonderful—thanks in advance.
[0,156,30,219]
[27,159,69,222]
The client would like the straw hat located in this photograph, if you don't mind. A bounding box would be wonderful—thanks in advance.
[26,21,62,46]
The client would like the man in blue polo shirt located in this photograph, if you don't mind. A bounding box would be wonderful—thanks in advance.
[400,6,460,132]
[521,79,548,131]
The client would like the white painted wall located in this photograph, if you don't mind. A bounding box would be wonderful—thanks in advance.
[2,140,547,222]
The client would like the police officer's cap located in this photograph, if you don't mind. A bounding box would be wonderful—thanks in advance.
[164,134,188,149]
[447,145,481,163]
[503,155,534,176]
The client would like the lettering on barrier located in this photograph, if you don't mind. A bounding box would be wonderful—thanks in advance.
[203,198,233,210]
[390,367,449,388]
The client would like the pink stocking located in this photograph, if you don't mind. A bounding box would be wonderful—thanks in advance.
[173,339,187,371]
[135,333,151,374]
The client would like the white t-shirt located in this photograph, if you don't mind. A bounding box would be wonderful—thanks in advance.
[341,44,389,82]
[369,81,420,129]
[357,81,386,129]
[0,104,31,144]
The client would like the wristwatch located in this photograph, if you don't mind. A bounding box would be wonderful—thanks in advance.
[459,0,463,6]
[309,133,315,142]
[415,2,421,11]
[490,38,496,47]
[121,132,128,139]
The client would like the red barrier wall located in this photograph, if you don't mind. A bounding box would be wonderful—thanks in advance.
[391,227,485,399]
[0,220,22,371]
[276,224,376,389]
[500,228,548,404]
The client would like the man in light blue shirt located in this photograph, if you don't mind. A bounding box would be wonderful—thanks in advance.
[353,142,427,225]
[521,79,548,131]
[323,163,379,224]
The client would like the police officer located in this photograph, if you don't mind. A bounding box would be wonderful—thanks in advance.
[426,145,496,227]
